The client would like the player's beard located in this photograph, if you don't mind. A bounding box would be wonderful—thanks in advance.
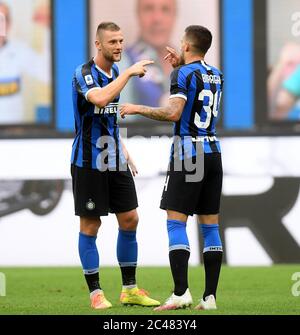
[103,49,122,63]
[112,52,122,62]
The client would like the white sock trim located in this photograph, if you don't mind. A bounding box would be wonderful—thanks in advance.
[203,246,223,253]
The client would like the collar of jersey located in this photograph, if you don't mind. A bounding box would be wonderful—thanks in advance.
[93,58,113,78]
[187,59,211,71]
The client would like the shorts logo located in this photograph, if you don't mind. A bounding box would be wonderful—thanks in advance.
[86,199,95,211]
[84,75,94,85]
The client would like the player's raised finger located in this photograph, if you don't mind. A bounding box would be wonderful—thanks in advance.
[166,46,177,55]
[141,60,154,66]
[164,53,172,60]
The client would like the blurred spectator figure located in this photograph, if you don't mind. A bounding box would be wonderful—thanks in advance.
[119,0,177,107]
[268,42,300,120]
[0,1,50,125]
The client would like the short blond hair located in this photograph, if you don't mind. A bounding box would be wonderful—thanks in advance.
[96,22,120,38]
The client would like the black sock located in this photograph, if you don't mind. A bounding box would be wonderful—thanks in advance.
[169,249,190,296]
[203,251,223,300]
[84,272,101,293]
[120,266,136,286]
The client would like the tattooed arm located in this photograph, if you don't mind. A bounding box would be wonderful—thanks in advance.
[120,97,186,122]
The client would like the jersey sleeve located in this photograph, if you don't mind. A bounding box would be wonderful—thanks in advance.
[169,67,188,101]
[283,65,300,97]
[74,64,101,101]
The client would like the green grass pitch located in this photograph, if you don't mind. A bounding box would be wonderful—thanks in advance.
[0,265,299,315]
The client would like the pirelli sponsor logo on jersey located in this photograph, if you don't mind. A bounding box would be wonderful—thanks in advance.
[202,74,221,85]
[94,102,118,115]
[0,78,20,96]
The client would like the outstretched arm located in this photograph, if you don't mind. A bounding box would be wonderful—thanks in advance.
[120,97,186,122]
[87,60,154,108]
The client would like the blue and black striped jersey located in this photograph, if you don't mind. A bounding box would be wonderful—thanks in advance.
[71,59,126,170]
[169,60,223,154]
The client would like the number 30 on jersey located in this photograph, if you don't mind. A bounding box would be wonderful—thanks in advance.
[194,89,222,129]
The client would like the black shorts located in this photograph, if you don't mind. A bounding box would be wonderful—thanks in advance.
[160,153,223,216]
[71,164,138,217]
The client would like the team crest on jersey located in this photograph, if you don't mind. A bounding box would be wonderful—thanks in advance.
[84,75,94,86]
[86,199,95,211]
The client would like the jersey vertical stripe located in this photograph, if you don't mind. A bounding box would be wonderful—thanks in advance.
[200,63,218,153]
[82,116,93,168]
[189,70,204,137]
[181,71,197,137]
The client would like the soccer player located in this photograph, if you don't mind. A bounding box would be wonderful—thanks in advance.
[120,25,223,310]
[71,22,160,310]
